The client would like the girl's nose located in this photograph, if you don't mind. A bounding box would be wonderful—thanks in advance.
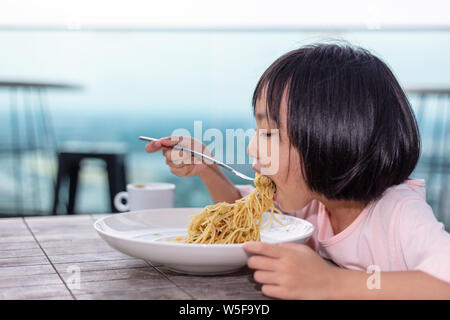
[247,133,258,160]
[248,134,263,174]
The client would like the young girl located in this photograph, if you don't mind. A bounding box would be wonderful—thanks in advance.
[145,43,450,299]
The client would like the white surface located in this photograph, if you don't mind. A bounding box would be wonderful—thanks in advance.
[94,207,314,275]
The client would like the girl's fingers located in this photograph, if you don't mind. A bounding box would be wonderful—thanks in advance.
[244,242,282,259]
[253,270,280,285]
[170,166,193,177]
[145,136,179,153]
[159,136,180,147]
[279,242,310,253]
[145,141,162,153]
[162,148,180,163]
[247,255,277,271]
[165,158,184,169]
[164,148,197,166]
[261,284,284,299]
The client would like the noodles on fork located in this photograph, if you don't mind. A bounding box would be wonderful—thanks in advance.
[176,173,283,244]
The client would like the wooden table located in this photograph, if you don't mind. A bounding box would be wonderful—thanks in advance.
[0,215,268,300]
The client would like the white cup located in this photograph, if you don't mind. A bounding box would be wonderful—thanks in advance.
[114,183,175,212]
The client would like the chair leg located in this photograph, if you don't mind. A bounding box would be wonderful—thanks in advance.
[52,157,64,215]
[107,162,118,213]
[67,163,79,214]
[118,161,127,193]
[107,159,128,213]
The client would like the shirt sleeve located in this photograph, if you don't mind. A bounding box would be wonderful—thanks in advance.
[396,199,450,284]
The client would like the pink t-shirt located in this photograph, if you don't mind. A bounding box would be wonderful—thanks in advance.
[236,179,450,284]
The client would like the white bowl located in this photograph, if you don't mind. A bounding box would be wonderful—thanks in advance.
[94,207,314,275]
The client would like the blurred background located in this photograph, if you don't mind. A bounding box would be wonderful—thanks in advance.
[0,0,449,229]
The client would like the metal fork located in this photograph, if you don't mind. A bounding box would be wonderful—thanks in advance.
[139,136,255,181]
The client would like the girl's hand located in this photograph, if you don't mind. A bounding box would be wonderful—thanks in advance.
[244,241,338,299]
[145,136,213,178]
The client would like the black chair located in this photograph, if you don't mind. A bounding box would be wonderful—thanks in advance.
[52,142,127,214]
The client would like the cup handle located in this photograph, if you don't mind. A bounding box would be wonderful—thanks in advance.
[114,191,129,212]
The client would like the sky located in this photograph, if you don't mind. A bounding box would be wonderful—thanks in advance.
[1,0,449,29]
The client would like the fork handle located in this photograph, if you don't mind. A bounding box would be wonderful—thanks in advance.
[171,145,235,172]
[139,136,236,174]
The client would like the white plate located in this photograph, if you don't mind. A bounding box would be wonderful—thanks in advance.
[94,207,314,275]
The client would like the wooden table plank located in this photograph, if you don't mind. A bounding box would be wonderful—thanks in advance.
[184,282,268,300]
[0,224,30,236]
[77,287,192,300]
[58,266,162,283]
[46,252,134,264]
[0,284,73,300]
[0,248,45,259]
[0,273,63,289]
[0,255,50,267]
[25,215,100,242]
[53,259,150,272]
[156,266,255,286]
[25,215,94,225]
[0,264,56,277]
[75,286,192,300]
[155,266,267,300]
[0,218,29,229]
[42,242,115,256]
[0,241,40,251]
[0,218,35,243]
[0,234,39,243]
[69,278,182,295]
[39,238,113,251]
[30,232,101,242]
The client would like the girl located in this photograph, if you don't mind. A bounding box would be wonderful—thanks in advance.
[145,43,450,299]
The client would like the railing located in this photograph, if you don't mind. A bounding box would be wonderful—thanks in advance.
[0,80,81,215]
[406,88,450,227]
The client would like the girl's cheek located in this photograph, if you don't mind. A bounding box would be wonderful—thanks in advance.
[264,135,283,176]
[270,142,292,185]
[259,140,279,175]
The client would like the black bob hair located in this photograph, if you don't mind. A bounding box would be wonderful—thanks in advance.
[252,43,421,203]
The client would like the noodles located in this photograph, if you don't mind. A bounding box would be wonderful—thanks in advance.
[175,173,283,244]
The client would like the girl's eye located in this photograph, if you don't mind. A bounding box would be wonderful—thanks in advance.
[259,129,275,137]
